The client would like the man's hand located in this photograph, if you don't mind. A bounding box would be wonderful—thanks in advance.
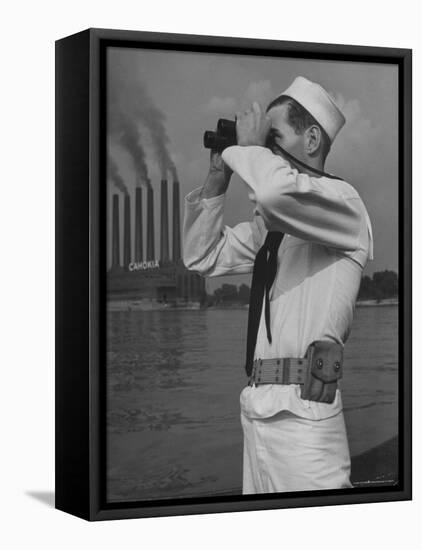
[208,148,233,182]
[236,102,272,147]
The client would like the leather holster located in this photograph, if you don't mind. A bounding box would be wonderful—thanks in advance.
[300,341,343,404]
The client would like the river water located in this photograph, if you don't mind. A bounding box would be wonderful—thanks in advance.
[106,305,398,502]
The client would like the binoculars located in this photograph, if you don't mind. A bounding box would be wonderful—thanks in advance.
[203,119,238,152]
[203,118,276,152]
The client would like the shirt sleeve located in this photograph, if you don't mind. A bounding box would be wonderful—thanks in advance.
[182,186,266,277]
[222,145,364,252]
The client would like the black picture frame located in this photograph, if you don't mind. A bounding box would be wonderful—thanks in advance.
[55,27,412,521]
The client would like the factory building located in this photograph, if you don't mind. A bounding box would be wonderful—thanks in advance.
[107,179,206,309]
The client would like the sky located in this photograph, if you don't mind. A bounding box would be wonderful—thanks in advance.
[107,46,398,293]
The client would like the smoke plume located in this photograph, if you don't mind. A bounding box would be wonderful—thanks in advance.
[119,115,151,189]
[108,55,178,182]
[108,156,128,195]
[139,102,178,180]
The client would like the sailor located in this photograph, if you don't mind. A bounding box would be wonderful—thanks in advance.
[182,76,373,493]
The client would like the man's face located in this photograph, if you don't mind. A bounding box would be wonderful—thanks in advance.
[266,103,306,162]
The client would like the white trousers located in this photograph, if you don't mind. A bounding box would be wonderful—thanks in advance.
[241,409,352,494]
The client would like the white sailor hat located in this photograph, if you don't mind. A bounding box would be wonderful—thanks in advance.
[277,76,346,142]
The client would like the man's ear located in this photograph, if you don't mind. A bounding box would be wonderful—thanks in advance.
[305,125,322,156]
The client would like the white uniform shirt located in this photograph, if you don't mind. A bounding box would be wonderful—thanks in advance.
[182,145,374,421]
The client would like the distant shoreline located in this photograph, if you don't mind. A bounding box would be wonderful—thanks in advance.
[205,298,399,310]
[356,297,398,307]
[107,297,399,312]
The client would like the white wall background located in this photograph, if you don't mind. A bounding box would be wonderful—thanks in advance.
[0,1,419,548]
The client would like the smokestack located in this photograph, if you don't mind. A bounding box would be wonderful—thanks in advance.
[172,180,181,261]
[123,194,131,267]
[112,194,120,268]
[147,187,155,261]
[160,180,169,262]
[135,187,143,262]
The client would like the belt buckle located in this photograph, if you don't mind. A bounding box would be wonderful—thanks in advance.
[248,360,258,386]
[247,362,255,386]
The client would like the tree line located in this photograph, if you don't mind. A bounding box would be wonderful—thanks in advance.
[357,270,398,301]
[205,270,398,306]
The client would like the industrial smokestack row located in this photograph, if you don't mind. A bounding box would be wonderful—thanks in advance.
[160,180,169,262]
[123,194,131,267]
[135,187,143,262]
[112,178,181,267]
[112,194,120,268]
[172,180,181,261]
[147,187,155,261]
